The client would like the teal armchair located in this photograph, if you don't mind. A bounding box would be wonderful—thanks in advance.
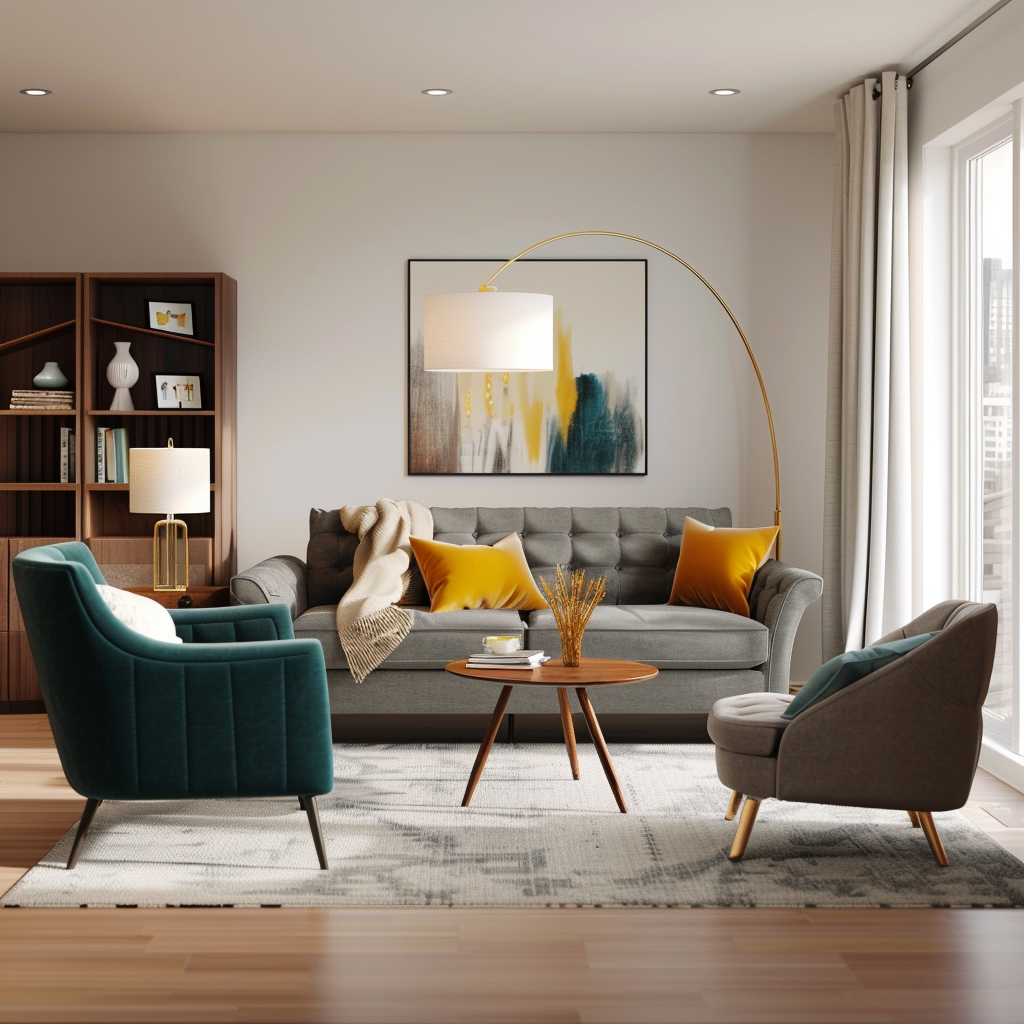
[12,542,334,870]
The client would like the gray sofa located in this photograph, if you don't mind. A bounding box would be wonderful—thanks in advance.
[231,506,822,740]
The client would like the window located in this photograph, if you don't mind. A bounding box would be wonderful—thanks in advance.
[957,117,1018,750]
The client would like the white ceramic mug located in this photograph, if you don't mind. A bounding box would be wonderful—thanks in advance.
[483,635,521,655]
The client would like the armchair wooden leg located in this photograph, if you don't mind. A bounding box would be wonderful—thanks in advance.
[907,810,922,828]
[917,811,948,866]
[67,798,102,870]
[725,790,743,821]
[728,797,761,861]
[298,796,329,870]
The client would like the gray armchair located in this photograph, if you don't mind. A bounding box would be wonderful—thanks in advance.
[708,601,998,864]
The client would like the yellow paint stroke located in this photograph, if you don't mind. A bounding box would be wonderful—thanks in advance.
[554,310,577,443]
[517,375,544,464]
[484,373,495,418]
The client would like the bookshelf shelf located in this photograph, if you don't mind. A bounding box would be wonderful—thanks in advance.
[87,409,217,417]
[89,318,215,348]
[0,319,78,355]
[0,482,78,492]
[0,409,78,417]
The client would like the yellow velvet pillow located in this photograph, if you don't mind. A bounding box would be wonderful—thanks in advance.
[668,517,778,616]
[409,532,548,613]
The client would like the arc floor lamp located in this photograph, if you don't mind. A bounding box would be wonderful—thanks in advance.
[422,231,783,558]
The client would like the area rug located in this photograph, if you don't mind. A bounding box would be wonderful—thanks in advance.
[5,744,1024,908]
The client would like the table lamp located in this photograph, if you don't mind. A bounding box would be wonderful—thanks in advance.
[129,439,211,591]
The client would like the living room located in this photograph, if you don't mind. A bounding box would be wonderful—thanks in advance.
[1,1,1024,1021]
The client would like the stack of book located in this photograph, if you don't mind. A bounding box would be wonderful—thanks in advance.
[465,649,550,670]
[10,389,74,410]
[96,426,130,484]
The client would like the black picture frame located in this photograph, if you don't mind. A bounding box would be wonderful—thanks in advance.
[153,372,205,410]
[146,300,196,337]
[407,258,648,476]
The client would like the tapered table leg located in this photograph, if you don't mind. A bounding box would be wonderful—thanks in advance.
[575,687,627,813]
[462,684,514,807]
[557,687,580,780]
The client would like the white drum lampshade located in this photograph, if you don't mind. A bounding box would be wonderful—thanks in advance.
[423,291,554,372]
[129,441,211,590]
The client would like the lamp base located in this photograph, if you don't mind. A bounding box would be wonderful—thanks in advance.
[153,517,189,591]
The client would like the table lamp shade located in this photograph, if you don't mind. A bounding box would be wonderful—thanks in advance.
[129,443,210,591]
[129,446,211,515]
[423,291,554,372]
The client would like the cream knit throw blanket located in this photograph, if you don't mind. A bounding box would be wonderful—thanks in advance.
[336,499,433,682]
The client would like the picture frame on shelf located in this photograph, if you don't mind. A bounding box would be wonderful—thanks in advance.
[146,300,195,336]
[153,372,204,410]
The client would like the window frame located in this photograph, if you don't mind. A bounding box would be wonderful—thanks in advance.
[954,114,1020,751]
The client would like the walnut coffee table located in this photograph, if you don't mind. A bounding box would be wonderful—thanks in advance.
[445,657,658,813]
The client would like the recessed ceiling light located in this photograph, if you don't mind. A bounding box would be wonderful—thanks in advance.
[19,88,51,96]
[709,88,740,96]
[421,88,453,96]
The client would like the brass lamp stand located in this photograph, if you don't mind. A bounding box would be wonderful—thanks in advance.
[423,231,782,556]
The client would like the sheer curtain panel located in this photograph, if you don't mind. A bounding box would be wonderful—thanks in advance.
[823,71,912,660]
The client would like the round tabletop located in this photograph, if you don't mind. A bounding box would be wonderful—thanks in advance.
[445,656,658,687]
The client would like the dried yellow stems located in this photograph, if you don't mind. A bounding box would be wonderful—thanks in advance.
[539,565,607,667]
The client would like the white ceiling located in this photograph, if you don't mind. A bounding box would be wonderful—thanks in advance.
[0,0,1004,133]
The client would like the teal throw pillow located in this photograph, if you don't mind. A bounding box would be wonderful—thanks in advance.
[783,631,939,720]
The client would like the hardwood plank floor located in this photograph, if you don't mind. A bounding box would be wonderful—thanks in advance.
[2,713,1024,1024]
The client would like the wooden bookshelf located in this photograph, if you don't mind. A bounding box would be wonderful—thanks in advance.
[0,272,236,713]
[0,275,80,712]
[82,273,236,588]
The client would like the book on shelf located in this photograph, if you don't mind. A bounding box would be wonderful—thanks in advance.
[59,427,76,483]
[96,427,130,484]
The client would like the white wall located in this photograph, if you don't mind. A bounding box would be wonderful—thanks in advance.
[0,132,833,678]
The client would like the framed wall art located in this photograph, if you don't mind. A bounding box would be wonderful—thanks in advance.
[154,372,204,409]
[408,259,646,475]
[147,300,195,336]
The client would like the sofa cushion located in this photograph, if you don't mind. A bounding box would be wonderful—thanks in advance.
[306,509,359,607]
[708,692,793,756]
[294,605,526,671]
[526,604,768,669]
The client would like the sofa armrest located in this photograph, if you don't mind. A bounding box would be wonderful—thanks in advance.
[169,603,296,642]
[230,555,308,619]
[749,559,823,694]
[776,655,981,811]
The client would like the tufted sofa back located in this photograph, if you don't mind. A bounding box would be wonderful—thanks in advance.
[307,505,731,607]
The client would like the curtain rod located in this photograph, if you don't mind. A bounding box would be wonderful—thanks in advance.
[907,0,1015,85]
[870,0,1015,98]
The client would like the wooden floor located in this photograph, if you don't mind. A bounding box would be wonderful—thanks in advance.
[3,715,1024,1023]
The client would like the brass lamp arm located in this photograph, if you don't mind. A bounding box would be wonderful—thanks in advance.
[480,230,782,558]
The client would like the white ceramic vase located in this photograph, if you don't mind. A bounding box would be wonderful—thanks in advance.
[107,342,139,411]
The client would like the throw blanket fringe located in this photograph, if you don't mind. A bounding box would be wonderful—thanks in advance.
[336,499,433,682]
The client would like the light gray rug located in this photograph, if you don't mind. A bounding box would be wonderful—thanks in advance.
[5,744,1024,908]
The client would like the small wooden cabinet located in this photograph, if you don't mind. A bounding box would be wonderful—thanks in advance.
[125,585,230,609]
[0,272,236,712]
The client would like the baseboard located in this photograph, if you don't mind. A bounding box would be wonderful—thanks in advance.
[331,713,709,744]
[980,736,1024,795]
[0,700,46,715]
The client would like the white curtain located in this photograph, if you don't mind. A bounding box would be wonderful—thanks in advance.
[822,71,911,660]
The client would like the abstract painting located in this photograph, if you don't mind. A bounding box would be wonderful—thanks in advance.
[408,259,646,475]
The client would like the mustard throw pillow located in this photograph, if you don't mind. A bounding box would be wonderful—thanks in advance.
[410,532,548,613]
[668,517,778,616]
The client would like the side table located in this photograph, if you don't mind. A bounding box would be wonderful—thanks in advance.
[125,586,231,610]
